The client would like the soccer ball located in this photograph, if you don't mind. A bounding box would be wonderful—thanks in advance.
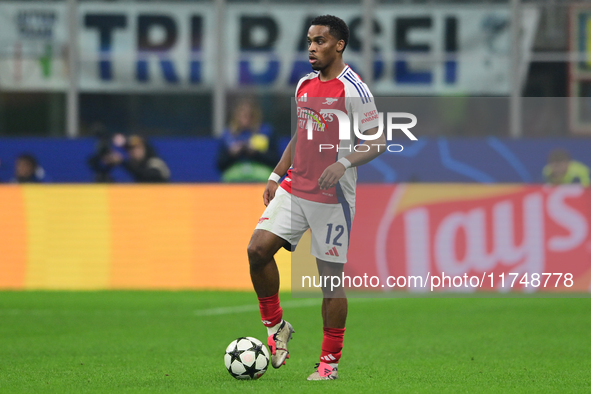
[224,337,270,380]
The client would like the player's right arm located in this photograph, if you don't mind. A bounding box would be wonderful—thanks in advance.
[263,133,296,206]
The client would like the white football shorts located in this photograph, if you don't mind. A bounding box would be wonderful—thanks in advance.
[255,186,354,263]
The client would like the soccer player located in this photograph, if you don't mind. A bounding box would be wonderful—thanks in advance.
[247,15,385,380]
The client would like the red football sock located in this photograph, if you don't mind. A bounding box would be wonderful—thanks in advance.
[258,293,283,327]
[320,327,345,363]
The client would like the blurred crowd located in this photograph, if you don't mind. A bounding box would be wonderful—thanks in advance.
[543,148,590,186]
[0,98,590,186]
[216,99,278,183]
[87,126,171,183]
[0,98,278,184]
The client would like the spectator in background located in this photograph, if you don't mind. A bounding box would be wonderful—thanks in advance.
[13,153,46,183]
[217,99,279,182]
[87,122,117,182]
[543,148,590,186]
[102,135,171,183]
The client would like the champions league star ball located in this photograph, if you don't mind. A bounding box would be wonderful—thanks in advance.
[224,337,270,380]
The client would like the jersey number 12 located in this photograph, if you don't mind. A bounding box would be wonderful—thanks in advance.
[325,223,344,246]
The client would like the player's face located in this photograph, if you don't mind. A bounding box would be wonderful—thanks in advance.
[307,25,343,71]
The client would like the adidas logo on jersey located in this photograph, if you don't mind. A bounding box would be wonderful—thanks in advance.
[297,93,307,102]
[325,246,339,257]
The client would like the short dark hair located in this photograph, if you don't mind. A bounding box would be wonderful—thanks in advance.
[310,15,349,53]
[17,153,37,168]
[548,148,571,163]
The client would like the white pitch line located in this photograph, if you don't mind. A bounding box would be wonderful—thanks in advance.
[194,298,321,316]
[193,296,394,316]
[0,297,394,317]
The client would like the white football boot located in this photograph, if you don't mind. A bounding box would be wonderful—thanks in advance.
[267,320,295,368]
[307,362,339,380]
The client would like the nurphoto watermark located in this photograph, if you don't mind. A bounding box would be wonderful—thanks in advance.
[295,100,418,153]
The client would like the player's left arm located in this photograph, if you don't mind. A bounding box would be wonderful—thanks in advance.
[318,126,385,190]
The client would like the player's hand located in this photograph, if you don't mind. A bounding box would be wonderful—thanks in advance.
[318,162,347,190]
[263,180,279,206]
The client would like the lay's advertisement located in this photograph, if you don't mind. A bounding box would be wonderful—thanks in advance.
[341,184,591,294]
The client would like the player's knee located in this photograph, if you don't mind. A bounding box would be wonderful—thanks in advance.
[247,243,271,268]
[321,284,345,298]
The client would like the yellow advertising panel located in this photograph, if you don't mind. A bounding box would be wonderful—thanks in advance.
[0,185,291,290]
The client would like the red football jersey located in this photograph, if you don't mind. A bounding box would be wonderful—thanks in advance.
[281,65,380,206]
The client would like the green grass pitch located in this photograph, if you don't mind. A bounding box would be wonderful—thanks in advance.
[0,291,590,393]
